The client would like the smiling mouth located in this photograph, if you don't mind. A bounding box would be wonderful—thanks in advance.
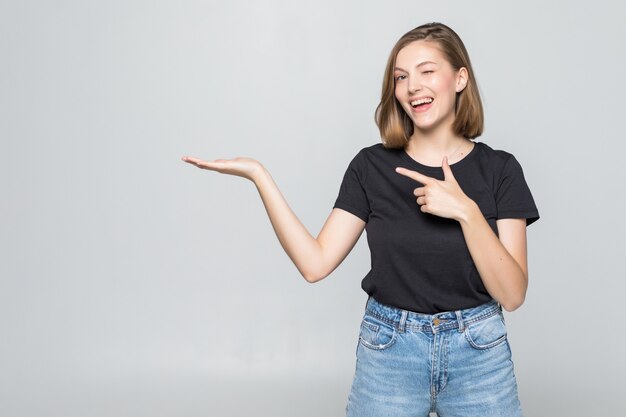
[410,97,434,108]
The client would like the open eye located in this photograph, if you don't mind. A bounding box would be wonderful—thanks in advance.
[395,75,406,81]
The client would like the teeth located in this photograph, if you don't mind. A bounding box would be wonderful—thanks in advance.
[411,97,433,106]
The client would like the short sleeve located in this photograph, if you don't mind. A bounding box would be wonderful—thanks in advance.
[495,155,540,226]
[333,150,371,223]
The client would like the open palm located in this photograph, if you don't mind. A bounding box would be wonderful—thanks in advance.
[181,155,264,182]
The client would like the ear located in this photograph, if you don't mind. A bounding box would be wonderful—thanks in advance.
[456,67,468,93]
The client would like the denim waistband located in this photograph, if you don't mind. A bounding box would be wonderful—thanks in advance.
[365,296,503,334]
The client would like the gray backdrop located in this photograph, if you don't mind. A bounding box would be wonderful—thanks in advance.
[2,0,624,416]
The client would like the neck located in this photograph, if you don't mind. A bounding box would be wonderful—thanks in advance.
[407,111,460,147]
[404,123,472,166]
[406,123,466,154]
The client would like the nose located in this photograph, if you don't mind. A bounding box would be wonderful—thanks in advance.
[408,76,422,94]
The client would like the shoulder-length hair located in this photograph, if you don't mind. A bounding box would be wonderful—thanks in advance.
[375,22,484,148]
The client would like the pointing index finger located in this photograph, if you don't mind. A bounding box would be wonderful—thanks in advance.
[395,167,433,184]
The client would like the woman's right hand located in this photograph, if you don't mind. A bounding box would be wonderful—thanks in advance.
[181,155,265,182]
[181,154,366,283]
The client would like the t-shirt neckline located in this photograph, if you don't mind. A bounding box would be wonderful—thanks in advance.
[400,141,480,172]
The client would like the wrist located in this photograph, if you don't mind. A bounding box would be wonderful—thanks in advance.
[457,198,481,225]
[251,164,270,186]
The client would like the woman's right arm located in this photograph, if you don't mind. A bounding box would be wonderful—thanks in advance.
[182,156,366,283]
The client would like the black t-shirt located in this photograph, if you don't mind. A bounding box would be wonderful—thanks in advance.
[333,141,540,314]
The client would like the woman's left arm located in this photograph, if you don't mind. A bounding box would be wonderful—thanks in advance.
[395,156,530,312]
[457,206,528,312]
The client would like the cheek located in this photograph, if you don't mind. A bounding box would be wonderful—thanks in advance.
[432,75,455,95]
[394,88,407,108]
[394,85,402,101]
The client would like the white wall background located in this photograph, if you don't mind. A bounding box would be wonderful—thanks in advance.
[2,0,624,416]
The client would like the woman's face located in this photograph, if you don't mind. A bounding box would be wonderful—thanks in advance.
[393,40,467,134]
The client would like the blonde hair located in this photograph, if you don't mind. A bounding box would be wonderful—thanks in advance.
[375,22,484,148]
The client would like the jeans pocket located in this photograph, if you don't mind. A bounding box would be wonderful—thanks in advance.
[464,311,508,350]
[358,314,397,351]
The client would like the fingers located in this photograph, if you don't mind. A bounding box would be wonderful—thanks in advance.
[415,189,427,205]
[181,156,223,170]
[395,167,433,184]
[441,156,457,182]
[181,156,204,165]
[181,156,258,181]
[413,187,429,211]
[413,187,426,197]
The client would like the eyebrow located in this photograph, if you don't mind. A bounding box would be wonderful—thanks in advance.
[393,61,438,72]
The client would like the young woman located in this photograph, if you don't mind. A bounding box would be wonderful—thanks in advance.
[182,22,539,417]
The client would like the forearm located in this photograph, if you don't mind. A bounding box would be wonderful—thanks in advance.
[457,201,527,311]
[252,167,323,282]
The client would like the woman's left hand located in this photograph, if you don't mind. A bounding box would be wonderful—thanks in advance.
[395,156,475,222]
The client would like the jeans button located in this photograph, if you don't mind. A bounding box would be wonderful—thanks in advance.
[433,318,441,326]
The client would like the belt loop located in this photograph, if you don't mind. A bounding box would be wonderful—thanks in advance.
[455,309,465,333]
[398,310,408,333]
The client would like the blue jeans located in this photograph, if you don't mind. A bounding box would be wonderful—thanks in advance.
[345,296,523,417]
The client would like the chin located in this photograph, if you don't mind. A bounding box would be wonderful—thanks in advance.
[412,113,454,132]
[412,119,440,131]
